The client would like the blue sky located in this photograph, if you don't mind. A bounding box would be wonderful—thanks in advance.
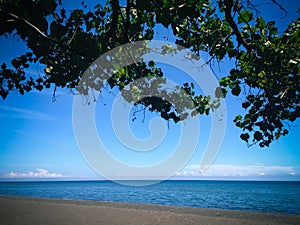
[0,0,299,181]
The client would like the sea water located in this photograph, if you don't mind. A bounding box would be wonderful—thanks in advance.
[0,180,299,214]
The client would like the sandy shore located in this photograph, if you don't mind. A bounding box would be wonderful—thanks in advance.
[0,196,299,225]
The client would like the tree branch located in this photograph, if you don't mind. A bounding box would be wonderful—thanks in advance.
[4,10,60,45]
[223,0,252,53]
[68,22,80,46]
[124,0,130,42]
[2,9,83,58]
[110,0,119,42]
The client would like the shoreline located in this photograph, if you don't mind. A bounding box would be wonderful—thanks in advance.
[1,196,299,225]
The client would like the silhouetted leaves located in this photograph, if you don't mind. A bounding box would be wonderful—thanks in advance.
[0,0,299,147]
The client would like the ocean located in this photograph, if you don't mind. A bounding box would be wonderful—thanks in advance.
[0,180,299,214]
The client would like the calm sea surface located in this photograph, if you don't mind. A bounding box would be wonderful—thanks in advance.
[0,180,299,214]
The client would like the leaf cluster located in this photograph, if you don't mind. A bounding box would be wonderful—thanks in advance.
[0,0,299,147]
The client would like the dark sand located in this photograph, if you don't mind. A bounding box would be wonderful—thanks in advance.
[0,196,299,225]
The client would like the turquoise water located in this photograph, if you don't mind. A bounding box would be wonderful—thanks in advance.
[0,180,299,214]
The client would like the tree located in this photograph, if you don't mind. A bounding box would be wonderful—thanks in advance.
[0,0,299,147]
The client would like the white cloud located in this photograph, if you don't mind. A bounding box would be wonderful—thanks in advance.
[3,168,64,178]
[0,105,54,120]
[175,164,298,179]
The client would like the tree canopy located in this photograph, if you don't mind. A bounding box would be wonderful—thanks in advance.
[0,0,299,147]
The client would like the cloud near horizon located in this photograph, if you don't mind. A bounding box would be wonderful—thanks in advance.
[3,168,65,179]
[175,164,298,179]
[2,165,298,180]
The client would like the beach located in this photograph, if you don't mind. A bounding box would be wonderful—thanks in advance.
[0,196,299,225]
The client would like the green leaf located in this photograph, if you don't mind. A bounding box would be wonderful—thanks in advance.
[231,85,241,96]
[148,60,155,67]
[157,13,171,28]
[283,129,289,135]
[238,10,253,24]
[35,85,43,91]
[119,82,125,88]
[256,17,266,29]
[235,114,242,121]
[0,89,8,99]
[242,101,251,109]
[240,133,250,142]
[219,77,230,87]
[228,49,238,58]
[254,131,263,141]
[1,63,6,70]
[162,0,172,8]
[191,82,194,89]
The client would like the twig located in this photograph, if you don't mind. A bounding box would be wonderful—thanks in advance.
[270,0,288,18]
[68,22,80,45]
[5,10,60,44]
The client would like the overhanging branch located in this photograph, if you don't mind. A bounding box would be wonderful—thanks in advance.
[1,9,83,57]
[223,0,252,53]
[3,10,60,45]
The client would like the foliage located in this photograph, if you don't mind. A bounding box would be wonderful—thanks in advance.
[0,0,299,147]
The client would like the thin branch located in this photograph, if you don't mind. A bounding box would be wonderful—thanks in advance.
[2,9,82,57]
[124,0,131,42]
[68,22,80,45]
[5,10,60,45]
[200,55,216,68]
[223,0,252,53]
[110,0,119,42]
[280,87,289,99]
[270,0,288,18]
[52,86,58,102]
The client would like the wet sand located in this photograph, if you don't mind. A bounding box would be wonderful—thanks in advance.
[0,195,299,225]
